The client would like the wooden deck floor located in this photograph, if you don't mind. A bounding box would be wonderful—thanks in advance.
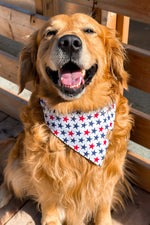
[0,110,150,225]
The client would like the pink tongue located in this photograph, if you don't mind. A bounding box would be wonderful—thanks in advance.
[61,71,82,86]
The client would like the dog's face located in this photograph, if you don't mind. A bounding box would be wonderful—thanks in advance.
[37,14,106,100]
[18,13,128,106]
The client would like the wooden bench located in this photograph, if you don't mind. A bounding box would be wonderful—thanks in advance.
[0,0,150,193]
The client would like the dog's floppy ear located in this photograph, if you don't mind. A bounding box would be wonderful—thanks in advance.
[18,31,39,93]
[104,28,129,91]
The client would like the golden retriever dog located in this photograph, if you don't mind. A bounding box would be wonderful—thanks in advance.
[0,13,132,225]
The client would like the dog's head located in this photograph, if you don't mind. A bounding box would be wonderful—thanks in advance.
[18,14,128,108]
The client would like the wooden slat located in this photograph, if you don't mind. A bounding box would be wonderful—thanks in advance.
[106,12,117,30]
[130,108,150,149]
[0,48,32,91]
[127,151,150,192]
[97,0,150,24]
[116,15,130,44]
[0,87,28,120]
[125,44,150,93]
[0,2,48,44]
[35,0,43,14]
[0,50,19,85]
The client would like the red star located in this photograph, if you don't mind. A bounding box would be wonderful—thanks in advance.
[69,131,74,136]
[74,145,79,150]
[104,140,107,145]
[79,116,85,122]
[50,115,54,120]
[94,157,100,163]
[84,129,90,135]
[94,113,99,118]
[99,127,103,132]
[54,130,59,135]
[89,143,95,149]
[112,104,115,109]
[110,122,112,127]
[63,116,69,122]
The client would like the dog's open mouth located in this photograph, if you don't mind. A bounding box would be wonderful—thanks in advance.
[45,62,98,98]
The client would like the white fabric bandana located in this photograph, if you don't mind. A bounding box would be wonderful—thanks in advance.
[40,99,116,166]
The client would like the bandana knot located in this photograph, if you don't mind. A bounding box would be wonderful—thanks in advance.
[40,99,116,166]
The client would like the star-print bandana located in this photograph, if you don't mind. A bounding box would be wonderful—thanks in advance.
[40,99,116,166]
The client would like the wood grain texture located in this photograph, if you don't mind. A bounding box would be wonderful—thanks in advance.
[130,108,150,149]
[0,2,47,44]
[127,151,150,192]
[97,0,150,23]
[125,44,150,94]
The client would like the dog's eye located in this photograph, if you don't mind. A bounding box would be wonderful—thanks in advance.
[45,30,58,37]
[83,29,95,34]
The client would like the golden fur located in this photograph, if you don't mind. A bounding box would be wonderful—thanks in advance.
[0,14,132,225]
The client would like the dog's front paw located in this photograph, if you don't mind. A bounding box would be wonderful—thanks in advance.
[42,216,62,225]
[0,182,12,208]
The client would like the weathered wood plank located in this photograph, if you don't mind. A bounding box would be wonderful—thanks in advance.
[0,48,32,91]
[125,44,150,94]
[0,197,24,225]
[97,0,150,23]
[0,87,28,120]
[0,2,48,44]
[5,200,41,225]
[130,108,150,149]
[0,50,19,85]
[0,111,8,122]
[116,15,130,44]
[127,151,150,192]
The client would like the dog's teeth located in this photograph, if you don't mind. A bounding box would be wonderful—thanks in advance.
[81,69,86,77]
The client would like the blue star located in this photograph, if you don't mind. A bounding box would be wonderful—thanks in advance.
[101,133,105,138]
[101,156,104,160]
[52,122,56,127]
[79,138,83,143]
[108,116,110,120]
[87,137,92,142]
[96,120,101,125]
[105,125,109,129]
[72,116,76,121]
[101,112,105,116]
[84,151,89,157]
[76,131,81,136]
[63,138,68,143]
[89,121,94,126]
[99,149,103,154]
[87,115,92,120]
[111,113,114,118]
[94,135,99,140]
[82,123,86,128]
[47,121,50,126]
[61,130,66,135]
[66,124,71,129]
[44,114,48,118]
[58,123,63,128]
[74,123,79,129]
[103,118,107,123]
[97,142,101,147]
[81,145,86,150]
[71,138,76,143]
[92,128,96,133]
[56,116,61,121]
[92,150,96,155]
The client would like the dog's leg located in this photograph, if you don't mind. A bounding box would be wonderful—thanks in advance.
[94,203,112,225]
[41,204,65,225]
[0,182,12,208]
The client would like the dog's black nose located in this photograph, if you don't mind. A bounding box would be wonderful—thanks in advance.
[58,35,82,53]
